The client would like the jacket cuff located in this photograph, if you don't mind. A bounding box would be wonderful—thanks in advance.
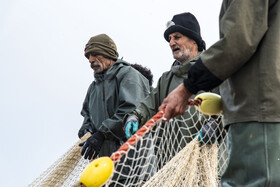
[183,58,222,94]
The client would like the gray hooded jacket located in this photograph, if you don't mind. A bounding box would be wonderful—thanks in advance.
[79,59,150,156]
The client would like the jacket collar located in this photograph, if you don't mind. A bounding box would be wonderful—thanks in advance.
[171,52,201,77]
[94,59,129,82]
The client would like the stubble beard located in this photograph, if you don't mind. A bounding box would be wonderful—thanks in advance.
[91,63,104,74]
[173,49,192,63]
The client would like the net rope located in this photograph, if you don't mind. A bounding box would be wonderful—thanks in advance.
[30,102,228,187]
[29,133,91,187]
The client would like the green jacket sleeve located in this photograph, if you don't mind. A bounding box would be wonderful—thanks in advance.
[202,0,269,80]
[99,70,150,141]
[184,0,269,93]
[78,84,97,138]
[133,76,164,127]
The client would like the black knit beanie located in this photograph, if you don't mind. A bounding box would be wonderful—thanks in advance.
[84,34,119,60]
[164,12,206,51]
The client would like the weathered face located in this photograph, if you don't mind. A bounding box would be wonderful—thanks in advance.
[168,32,197,63]
[88,54,114,74]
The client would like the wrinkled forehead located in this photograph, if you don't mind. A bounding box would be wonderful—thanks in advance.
[168,32,192,41]
[169,32,184,37]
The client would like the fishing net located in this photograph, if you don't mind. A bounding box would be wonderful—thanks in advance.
[30,102,228,187]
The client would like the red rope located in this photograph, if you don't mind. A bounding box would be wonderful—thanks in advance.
[110,98,200,162]
[188,98,201,106]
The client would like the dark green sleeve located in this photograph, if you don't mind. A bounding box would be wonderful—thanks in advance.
[202,0,269,80]
[99,70,150,141]
[133,76,163,126]
[184,0,269,93]
[78,84,96,138]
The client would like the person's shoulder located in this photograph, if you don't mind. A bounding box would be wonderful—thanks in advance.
[116,59,130,67]
[85,80,96,92]
[161,69,173,79]
[113,59,131,72]
[111,59,132,80]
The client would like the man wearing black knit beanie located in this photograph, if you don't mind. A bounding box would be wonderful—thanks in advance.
[160,1,280,186]
[124,12,217,163]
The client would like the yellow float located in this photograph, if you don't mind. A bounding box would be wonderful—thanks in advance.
[194,92,222,115]
[79,157,114,187]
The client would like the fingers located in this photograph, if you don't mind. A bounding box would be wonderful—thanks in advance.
[125,122,132,139]
[158,101,166,111]
[92,151,98,159]
[159,95,182,121]
[81,142,96,160]
[162,99,186,121]
[132,122,139,133]
[79,142,85,147]
[84,147,95,160]
[81,142,88,156]
[159,98,169,120]
[164,106,183,121]
[126,132,132,139]
[160,83,192,120]
[80,135,102,160]
[80,141,93,160]
[163,105,172,121]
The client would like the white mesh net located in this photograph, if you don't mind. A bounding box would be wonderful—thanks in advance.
[30,106,228,187]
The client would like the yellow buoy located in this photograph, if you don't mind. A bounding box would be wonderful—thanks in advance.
[194,92,222,115]
[79,157,114,187]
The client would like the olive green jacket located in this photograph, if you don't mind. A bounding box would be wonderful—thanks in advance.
[200,0,280,125]
[79,59,150,156]
[133,54,202,127]
[129,54,221,158]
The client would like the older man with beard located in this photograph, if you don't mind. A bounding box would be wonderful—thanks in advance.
[78,33,151,158]
[125,12,206,138]
[160,0,280,186]
[124,13,214,170]
[78,33,151,186]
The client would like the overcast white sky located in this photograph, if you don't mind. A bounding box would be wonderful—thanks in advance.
[0,0,222,186]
